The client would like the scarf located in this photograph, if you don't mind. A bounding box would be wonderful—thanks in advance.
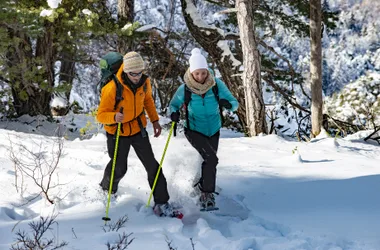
[183,68,215,95]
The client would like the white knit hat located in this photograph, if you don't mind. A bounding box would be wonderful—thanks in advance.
[189,48,208,73]
[123,51,145,73]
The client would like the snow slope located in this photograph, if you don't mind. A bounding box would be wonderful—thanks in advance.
[0,116,379,250]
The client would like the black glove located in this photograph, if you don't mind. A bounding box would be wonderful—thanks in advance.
[219,99,232,109]
[170,111,180,123]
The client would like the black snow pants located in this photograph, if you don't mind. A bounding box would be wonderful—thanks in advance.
[185,128,220,193]
[100,131,169,204]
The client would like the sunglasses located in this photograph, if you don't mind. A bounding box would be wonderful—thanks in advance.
[128,71,143,77]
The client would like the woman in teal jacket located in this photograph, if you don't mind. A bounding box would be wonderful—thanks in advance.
[169,48,238,210]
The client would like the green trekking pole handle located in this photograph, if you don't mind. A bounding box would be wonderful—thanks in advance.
[102,107,123,222]
[146,121,175,207]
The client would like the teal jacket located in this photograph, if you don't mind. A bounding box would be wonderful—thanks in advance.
[170,77,238,137]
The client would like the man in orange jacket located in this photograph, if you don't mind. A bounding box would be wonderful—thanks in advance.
[97,51,174,217]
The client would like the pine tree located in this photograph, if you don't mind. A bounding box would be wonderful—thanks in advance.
[0,0,136,116]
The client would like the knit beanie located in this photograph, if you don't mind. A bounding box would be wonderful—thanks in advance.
[189,48,208,73]
[123,51,145,73]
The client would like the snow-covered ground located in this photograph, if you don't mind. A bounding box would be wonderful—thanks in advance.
[0,115,379,250]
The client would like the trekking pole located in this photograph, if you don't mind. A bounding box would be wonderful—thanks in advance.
[146,121,175,207]
[102,107,123,222]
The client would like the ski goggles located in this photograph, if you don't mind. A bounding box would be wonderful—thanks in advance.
[128,71,143,77]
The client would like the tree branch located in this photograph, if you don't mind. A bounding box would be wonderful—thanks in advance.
[258,38,311,101]
[263,75,310,113]
[262,67,293,76]
[224,33,240,40]
[223,32,311,102]
[204,0,235,8]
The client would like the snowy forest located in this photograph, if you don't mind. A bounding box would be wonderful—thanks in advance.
[0,0,379,249]
[0,0,379,139]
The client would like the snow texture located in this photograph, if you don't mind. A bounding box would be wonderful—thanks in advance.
[0,115,379,249]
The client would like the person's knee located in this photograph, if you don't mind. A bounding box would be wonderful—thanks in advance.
[114,165,127,176]
[147,163,161,178]
[107,151,114,158]
[206,154,218,166]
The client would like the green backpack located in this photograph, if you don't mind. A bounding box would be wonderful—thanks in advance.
[98,52,124,110]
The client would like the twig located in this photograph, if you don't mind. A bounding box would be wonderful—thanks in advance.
[105,232,134,250]
[102,215,129,232]
[10,215,68,250]
[72,228,78,239]
[190,238,196,250]
[364,126,380,143]
[165,236,177,250]
[298,113,310,137]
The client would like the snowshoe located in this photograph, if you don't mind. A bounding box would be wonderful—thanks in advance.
[199,192,219,212]
[153,203,183,219]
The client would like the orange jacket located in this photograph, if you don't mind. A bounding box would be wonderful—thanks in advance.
[97,64,159,136]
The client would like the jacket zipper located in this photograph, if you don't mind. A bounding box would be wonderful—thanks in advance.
[202,94,210,135]
[134,93,136,119]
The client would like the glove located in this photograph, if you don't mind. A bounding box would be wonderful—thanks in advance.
[170,111,180,123]
[219,99,232,109]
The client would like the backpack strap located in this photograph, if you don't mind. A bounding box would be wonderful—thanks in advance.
[112,75,124,111]
[212,84,224,126]
[184,85,192,129]
[143,82,147,93]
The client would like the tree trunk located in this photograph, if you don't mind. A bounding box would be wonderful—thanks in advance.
[6,25,53,116]
[51,50,76,116]
[180,0,247,131]
[6,30,32,116]
[35,21,55,116]
[59,50,76,101]
[310,0,323,137]
[117,0,134,54]
[236,0,267,136]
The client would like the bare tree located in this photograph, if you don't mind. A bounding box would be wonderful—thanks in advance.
[106,232,134,250]
[310,0,323,137]
[9,137,64,205]
[10,215,68,250]
[102,215,129,232]
[236,0,267,136]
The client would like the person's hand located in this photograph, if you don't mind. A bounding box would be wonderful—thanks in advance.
[114,112,124,123]
[153,121,162,137]
[170,111,180,123]
[219,99,232,109]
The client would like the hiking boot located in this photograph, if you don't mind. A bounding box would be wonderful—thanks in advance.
[200,192,216,209]
[99,183,117,194]
[153,202,175,217]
